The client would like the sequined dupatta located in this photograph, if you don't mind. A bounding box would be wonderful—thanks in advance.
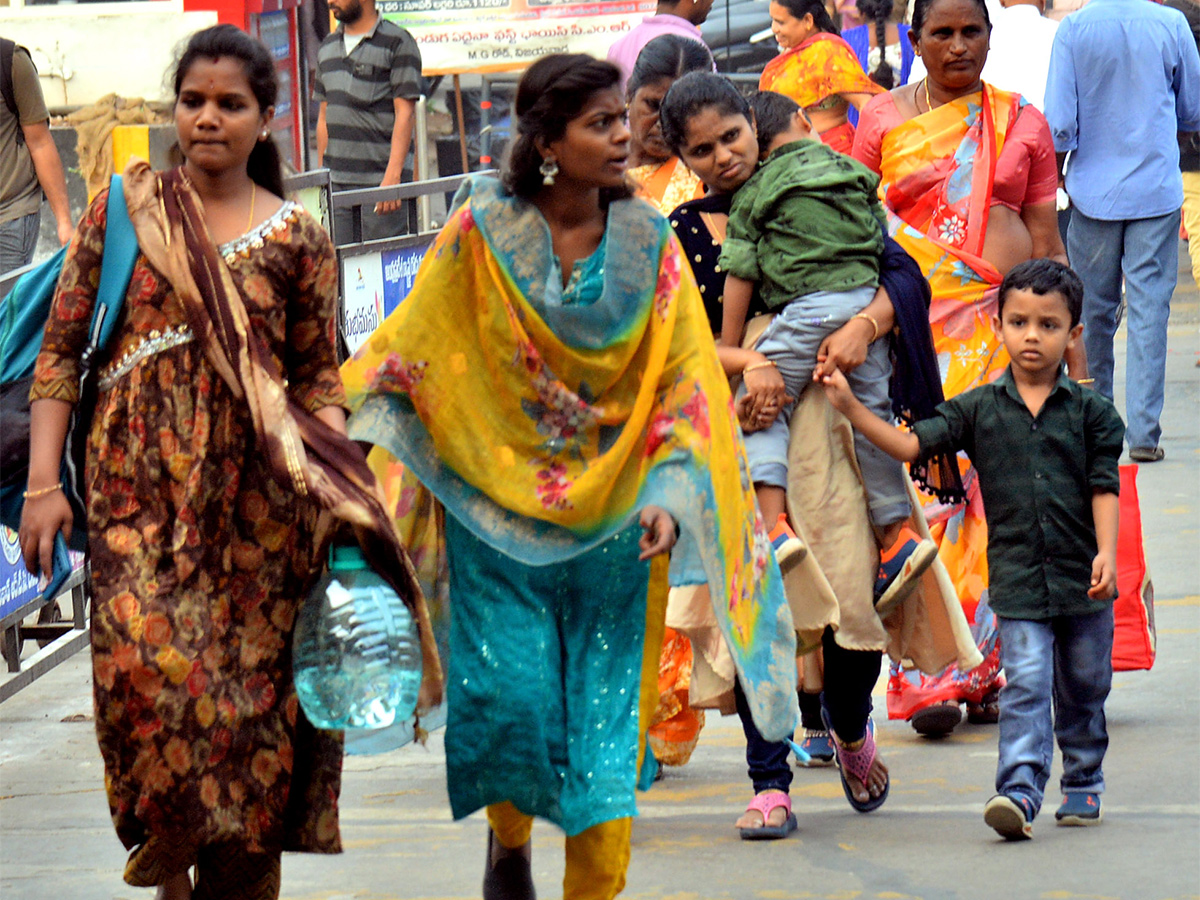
[121,162,443,709]
[340,175,799,742]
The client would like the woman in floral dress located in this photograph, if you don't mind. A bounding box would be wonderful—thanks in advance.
[19,25,436,900]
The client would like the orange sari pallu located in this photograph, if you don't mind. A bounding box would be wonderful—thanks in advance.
[875,86,1027,716]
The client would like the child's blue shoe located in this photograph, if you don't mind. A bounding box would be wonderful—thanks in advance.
[1055,792,1102,826]
[795,729,836,767]
[984,793,1035,841]
[875,526,938,617]
[767,514,806,575]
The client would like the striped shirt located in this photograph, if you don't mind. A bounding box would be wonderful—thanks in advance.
[314,17,422,187]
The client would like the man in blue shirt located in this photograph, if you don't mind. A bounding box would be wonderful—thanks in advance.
[1044,0,1200,462]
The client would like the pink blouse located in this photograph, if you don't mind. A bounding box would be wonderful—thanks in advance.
[851,92,1060,213]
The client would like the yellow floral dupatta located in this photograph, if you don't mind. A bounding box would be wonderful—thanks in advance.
[340,175,799,741]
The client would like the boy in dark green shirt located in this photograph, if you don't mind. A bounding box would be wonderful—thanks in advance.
[821,258,1125,841]
[718,91,935,614]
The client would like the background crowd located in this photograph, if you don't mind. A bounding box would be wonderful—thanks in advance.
[4,0,1198,897]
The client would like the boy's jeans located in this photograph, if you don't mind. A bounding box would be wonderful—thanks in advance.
[742,286,910,528]
[995,606,1114,815]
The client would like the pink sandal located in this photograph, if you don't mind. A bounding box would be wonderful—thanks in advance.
[823,710,890,813]
[737,791,798,840]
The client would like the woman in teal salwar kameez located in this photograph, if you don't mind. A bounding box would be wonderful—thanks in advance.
[340,54,798,900]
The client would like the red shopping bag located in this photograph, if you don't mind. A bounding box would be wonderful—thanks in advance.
[1112,465,1156,671]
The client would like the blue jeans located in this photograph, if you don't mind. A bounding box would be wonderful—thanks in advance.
[1067,209,1180,451]
[995,607,1114,816]
[742,287,910,527]
[0,209,39,276]
[735,678,793,794]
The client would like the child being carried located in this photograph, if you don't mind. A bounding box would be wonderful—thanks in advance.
[718,90,936,612]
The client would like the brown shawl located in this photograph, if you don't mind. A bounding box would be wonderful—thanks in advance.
[122,161,443,710]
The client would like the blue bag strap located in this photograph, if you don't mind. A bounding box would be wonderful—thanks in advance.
[88,174,138,352]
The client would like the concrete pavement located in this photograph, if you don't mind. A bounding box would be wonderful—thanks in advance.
[2,255,1198,900]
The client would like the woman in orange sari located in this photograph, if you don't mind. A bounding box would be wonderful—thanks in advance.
[851,0,1077,736]
[759,0,885,154]
[626,34,712,217]
[624,33,714,769]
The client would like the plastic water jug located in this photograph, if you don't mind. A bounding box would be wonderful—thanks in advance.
[293,544,422,732]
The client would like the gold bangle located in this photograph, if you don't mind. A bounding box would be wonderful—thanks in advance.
[23,482,63,500]
[1077,378,1095,385]
[743,360,777,374]
[852,312,880,342]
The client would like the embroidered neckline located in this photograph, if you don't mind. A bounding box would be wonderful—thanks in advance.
[220,200,301,258]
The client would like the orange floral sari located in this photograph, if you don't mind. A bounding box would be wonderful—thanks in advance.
[630,156,705,217]
[877,86,1026,715]
[628,154,707,764]
[759,32,884,155]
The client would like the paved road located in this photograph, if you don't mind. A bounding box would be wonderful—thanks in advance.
[2,261,1197,900]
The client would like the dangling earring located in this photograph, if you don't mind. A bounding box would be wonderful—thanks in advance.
[260,129,270,140]
[540,156,559,186]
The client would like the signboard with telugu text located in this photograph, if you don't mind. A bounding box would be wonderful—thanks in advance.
[382,0,656,76]
[340,241,434,355]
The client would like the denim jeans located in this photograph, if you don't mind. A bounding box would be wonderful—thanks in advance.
[995,607,1114,816]
[734,677,793,794]
[0,209,40,276]
[742,286,911,527]
[1067,209,1180,451]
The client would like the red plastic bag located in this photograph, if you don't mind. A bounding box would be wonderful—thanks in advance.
[1112,465,1155,671]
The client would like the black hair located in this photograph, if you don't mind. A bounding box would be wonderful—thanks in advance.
[998,258,1084,327]
[171,24,284,197]
[911,0,991,36]
[626,34,715,101]
[501,54,633,202]
[750,91,801,152]
[856,0,895,89]
[772,0,840,36]
[659,71,752,155]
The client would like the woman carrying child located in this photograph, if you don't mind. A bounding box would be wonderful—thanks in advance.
[659,71,976,834]
[19,25,440,900]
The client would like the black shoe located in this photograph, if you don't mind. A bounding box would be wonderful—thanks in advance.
[910,701,962,737]
[482,829,536,900]
[966,690,1000,725]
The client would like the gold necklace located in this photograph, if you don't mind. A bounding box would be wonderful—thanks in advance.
[245,184,256,234]
[922,77,934,113]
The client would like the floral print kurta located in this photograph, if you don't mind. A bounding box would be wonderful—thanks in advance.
[31,188,347,873]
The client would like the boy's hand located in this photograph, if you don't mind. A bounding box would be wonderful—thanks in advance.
[818,367,856,412]
[1087,552,1117,600]
[638,505,678,560]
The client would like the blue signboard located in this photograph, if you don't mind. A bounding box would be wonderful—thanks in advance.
[0,526,39,621]
[381,244,431,317]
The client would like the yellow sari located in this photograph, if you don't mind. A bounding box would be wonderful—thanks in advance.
[876,86,1025,714]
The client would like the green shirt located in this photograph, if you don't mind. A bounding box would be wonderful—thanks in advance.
[912,368,1125,620]
[718,139,885,309]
